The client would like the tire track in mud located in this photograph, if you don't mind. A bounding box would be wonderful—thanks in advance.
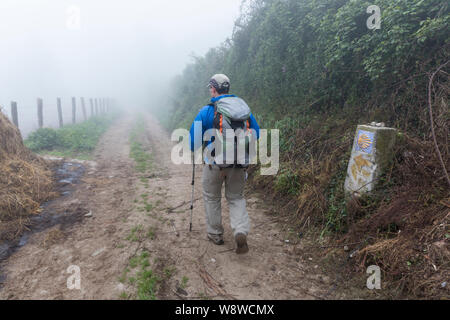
[0,113,330,300]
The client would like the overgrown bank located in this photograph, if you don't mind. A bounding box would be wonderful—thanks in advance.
[163,0,449,298]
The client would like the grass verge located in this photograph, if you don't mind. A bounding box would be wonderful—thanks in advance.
[24,114,117,159]
[120,249,161,300]
[129,117,153,173]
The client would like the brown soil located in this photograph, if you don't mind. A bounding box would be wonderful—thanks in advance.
[0,113,333,300]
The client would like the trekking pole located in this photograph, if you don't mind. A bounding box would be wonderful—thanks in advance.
[189,153,195,232]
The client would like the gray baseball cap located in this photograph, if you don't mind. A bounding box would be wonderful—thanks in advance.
[207,74,230,91]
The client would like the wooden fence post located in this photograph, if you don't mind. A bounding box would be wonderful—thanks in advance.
[90,98,94,117]
[71,97,76,124]
[37,98,43,128]
[95,98,99,115]
[11,101,19,128]
[57,97,63,128]
[81,97,87,121]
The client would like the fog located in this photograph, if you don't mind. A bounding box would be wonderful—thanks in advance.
[0,0,242,136]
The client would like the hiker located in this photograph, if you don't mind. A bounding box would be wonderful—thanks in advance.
[189,74,260,254]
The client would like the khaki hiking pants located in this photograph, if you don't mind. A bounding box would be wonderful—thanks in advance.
[202,164,250,237]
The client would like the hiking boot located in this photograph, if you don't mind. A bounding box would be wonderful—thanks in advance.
[207,233,224,245]
[235,233,249,254]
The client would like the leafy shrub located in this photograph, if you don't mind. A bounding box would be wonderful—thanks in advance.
[25,128,61,151]
[24,115,115,156]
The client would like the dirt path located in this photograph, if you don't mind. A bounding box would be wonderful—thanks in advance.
[0,113,331,300]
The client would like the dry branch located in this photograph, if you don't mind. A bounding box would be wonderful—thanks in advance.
[427,60,450,187]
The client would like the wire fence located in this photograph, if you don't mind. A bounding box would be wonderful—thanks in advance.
[0,97,114,138]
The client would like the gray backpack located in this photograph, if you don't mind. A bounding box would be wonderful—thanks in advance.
[210,96,253,168]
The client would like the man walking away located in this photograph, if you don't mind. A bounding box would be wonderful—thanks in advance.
[189,74,260,254]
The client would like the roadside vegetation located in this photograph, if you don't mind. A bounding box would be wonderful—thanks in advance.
[24,114,117,159]
[164,0,449,298]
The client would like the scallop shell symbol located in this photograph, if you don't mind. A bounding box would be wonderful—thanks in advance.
[358,133,372,150]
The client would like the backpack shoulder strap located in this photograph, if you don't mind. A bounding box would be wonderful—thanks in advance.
[208,102,219,118]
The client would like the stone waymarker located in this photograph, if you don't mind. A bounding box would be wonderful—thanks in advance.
[344,123,397,196]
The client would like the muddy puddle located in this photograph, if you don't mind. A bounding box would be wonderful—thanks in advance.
[0,160,87,286]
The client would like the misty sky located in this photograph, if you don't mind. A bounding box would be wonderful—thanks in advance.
[0,0,242,134]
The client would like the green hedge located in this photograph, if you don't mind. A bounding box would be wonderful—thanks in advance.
[166,0,448,135]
